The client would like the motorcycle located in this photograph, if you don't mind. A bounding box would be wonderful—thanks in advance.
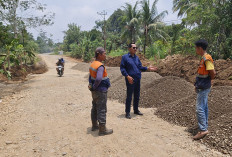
[57,65,64,77]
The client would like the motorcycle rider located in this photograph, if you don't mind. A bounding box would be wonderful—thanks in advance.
[56,58,65,74]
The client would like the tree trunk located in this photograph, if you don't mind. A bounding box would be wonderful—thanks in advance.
[24,52,27,65]
[109,43,113,53]
[130,27,133,43]
[2,59,7,74]
[7,49,10,70]
[133,28,136,43]
[130,31,133,43]
[12,0,19,39]
[143,25,148,55]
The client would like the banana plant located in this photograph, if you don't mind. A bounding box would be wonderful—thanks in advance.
[14,44,24,66]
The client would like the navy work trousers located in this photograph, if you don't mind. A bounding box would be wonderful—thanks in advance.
[125,77,141,113]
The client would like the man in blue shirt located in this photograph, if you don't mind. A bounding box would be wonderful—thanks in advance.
[120,43,157,119]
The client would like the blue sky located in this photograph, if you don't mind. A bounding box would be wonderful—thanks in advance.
[29,0,181,42]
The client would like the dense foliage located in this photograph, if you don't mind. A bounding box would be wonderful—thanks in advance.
[0,0,55,78]
[61,0,231,62]
[173,0,232,59]
[1,0,231,73]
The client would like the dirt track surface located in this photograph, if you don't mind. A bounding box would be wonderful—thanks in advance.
[0,54,227,157]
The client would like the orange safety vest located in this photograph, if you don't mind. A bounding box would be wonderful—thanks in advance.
[89,61,108,80]
[197,53,214,78]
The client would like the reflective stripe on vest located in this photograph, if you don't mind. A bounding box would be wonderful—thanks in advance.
[197,74,209,78]
[90,76,109,80]
[89,61,108,80]
[89,67,97,72]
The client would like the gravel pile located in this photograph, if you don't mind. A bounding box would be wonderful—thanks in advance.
[140,76,194,108]
[155,86,232,155]
[71,62,90,72]
[107,69,162,104]
[72,57,232,155]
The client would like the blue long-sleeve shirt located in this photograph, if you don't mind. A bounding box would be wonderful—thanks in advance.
[120,53,148,79]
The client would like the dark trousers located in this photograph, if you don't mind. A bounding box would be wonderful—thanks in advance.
[91,91,107,124]
[125,78,141,113]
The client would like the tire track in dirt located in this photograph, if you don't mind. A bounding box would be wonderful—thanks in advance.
[0,54,227,157]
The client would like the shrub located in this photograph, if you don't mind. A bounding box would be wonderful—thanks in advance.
[108,49,127,57]
[70,43,83,58]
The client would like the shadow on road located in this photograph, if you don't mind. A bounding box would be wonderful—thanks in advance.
[86,127,99,137]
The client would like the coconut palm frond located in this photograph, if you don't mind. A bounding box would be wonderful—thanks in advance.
[151,0,158,17]
[129,18,139,25]
[148,23,158,30]
[132,1,139,17]
[152,10,168,23]
[173,0,198,17]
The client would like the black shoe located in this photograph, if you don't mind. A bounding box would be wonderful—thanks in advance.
[125,113,131,119]
[134,110,143,115]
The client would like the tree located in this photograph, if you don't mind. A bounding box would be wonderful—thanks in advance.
[140,0,168,54]
[88,29,102,42]
[36,31,53,53]
[0,0,12,11]
[63,23,81,51]
[173,0,198,17]
[0,0,55,39]
[107,9,126,33]
[25,40,38,63]
[122,2,140,43]
[169,24,184,54]
[173,0,232,59]
[0,22,14,48]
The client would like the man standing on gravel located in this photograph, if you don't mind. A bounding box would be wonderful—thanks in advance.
[120,43,157,119]
[88,47,113,136]
[193,39,216,140]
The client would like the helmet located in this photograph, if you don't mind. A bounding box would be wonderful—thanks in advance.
[59,58,64,63]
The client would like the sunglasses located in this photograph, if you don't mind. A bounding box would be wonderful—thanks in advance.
[132,47,138,50]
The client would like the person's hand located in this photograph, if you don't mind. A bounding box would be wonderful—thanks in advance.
[88,83,93,91]
[195,87,198,93]
[127,75,134,84]
[211,80,214,87]
[148,66,158,72]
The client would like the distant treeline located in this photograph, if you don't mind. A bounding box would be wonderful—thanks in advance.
[61,0,232,62]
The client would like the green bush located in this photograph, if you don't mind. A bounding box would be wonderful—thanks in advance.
[83,51,93,62]
[108,49,127,57]
[146,41,170,60]
[83,41,94,62]
[70,43,83,58]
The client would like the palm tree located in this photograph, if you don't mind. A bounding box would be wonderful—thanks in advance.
[122,2,140,43]
[140,0,168,54]
[173,0,198,17]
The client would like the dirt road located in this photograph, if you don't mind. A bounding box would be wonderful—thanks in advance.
[0,54,226,157]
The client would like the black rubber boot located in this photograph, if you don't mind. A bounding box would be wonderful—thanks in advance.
[91,121,99,131]
[99,124,113,136]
